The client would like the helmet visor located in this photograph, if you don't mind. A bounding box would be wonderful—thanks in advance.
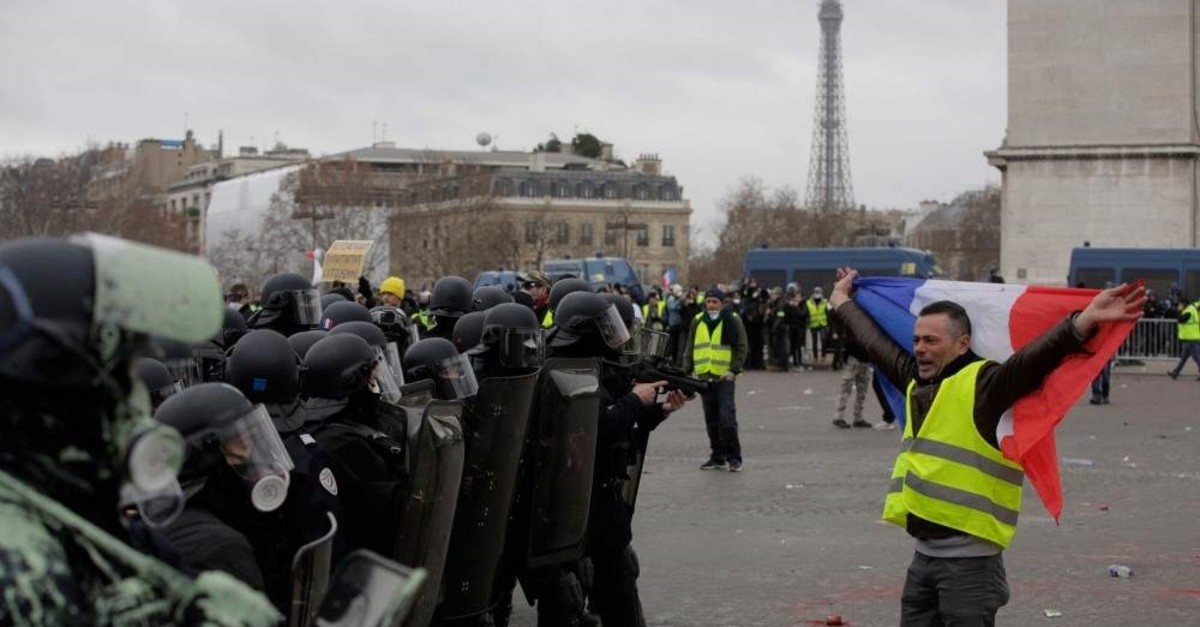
[218,404,295,480]
[74,233,223,344]
[488,328,545,368]
[435,353,480,399]
[621,319,643,356]
[373,345,404,403]
[596,304,631,349]
[638,328,670,360]
[290,289,324,326]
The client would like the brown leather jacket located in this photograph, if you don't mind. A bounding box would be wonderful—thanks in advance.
[832,300,1092,540]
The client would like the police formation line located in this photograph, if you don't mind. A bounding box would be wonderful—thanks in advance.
[0,234,1149,627]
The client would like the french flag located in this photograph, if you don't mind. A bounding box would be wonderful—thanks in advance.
[661,267,675,289]
[852,277,1135,521]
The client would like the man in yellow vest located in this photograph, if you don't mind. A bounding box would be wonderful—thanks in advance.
[806,286,830,365]
[829,268,1144,625]
[682,288,749,472]
[1168,297,1200,380]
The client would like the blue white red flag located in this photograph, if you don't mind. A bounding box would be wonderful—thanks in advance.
[851,277,1135,520]
[661,268,675,288]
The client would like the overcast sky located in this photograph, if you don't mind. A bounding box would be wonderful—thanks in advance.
[1,0,1005,245]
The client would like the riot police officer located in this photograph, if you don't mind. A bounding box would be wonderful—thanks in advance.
[155,383,294,592]
[287,328,328,361]
[542,277,592,329]
[321,300,372,330]
[550,291,687,627]
[452,311,489,361]
[247,272,323,337]
[371,304,417,356]
[137,357,183,412]
[303,334,411,557]
[0,234,280,625]
[426,276,475,340]
[221,329,347,614]
[473,285,514,312]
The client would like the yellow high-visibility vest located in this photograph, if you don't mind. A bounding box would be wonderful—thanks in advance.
[1179,304,1200,341]
[882,360,1025,549]
[692,312,733,377]
[642,300,666,321]
[806,299,828,328]
[542,309,554,329]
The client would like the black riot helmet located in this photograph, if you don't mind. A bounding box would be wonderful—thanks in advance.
[287,329,328,360]
[137,358,182,411]
[224,330,300,406]
[600,292,641,360]
[402,338,479,400]
[321,301,372,330]
[154,383,294,512]
[219,308,248,349]
[428,276,473,318]
[154,337,200,388]
[320,292,347,311]
[472,286,514,312]
[302,334,377,400]
[250,273,322,334]
[549,277,592,311]
[473,303,544,369]
[549,291,630,352]
[452,311,488,355]
[329,321,403,400]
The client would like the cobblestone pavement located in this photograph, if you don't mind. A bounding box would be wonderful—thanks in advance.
[511,366,1200,626]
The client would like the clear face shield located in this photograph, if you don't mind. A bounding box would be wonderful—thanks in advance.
[638,327,671,361]
[486,328,545,369]
[119,478,185,529]
[371,346,404,403]
[433,353,480,400]
[619,319,643,363]
[290,289,324,326]
[217,404,296,512]
[595,304,632,350]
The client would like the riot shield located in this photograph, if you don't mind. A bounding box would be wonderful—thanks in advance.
[316,550,426,627]
[525,357,601,569]
[437,371,539,620]
[394,400,465,627]
[291,512,338,627]
[620,426,651,510]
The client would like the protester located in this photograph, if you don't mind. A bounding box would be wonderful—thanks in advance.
[683,288,749,471]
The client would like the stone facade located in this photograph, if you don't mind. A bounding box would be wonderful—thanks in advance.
[988,0,1200,285]
[389,163,691,287]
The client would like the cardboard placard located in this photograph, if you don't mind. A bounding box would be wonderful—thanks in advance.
[322,240,375,283]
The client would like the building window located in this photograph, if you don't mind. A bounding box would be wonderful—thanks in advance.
[638,264,650,283]
[636,226,649,247]
[578,184,594,199]
[603,184,617,199]
[579,223,594,245]
[525,221,538,244]
[635,186,649,200]
[660,186,676,200]
[520,181,539,198]
[557,182,571,198]
[662,224,675,247]
[604,224,619,246]
[556,222,570,244]
[170,199,177,212]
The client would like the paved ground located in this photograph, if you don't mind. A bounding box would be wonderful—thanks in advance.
[511,363,1200,626]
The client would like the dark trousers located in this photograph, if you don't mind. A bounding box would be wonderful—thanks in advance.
[789,327,805,366]
[1170,340,1200,375]
[700,379,740,463]
[745,323,765,369]
[901,552,1009,627]
[771,332,790,370]
[1091,360,1112,399]
[872,375,896,424]
[588,545,646,627]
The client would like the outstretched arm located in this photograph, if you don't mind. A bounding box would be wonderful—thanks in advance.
[829,267,918,388]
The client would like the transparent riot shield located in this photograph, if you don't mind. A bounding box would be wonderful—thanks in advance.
[290,512,338,627]
[437,371,539,620]
[315,550,425,627]
[394,400,465,627]
[525,357,600,569]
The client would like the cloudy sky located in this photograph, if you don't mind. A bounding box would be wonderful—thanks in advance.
[1,0,1006,244]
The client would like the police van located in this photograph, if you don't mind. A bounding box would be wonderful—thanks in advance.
[542,256,646,303]
[1068,247,1200,297]
[743,247,942,292]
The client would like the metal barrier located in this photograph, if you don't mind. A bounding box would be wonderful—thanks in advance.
[1118,318,1181,361]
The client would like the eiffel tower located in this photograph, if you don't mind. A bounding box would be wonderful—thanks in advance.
[804,0,855,213]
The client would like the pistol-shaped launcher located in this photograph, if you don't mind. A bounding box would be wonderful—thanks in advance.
[630,356,708,397]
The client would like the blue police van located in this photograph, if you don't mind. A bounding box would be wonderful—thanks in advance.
[743,247,942,293]
[543,256,646,303]
[1067,247,1200,298]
